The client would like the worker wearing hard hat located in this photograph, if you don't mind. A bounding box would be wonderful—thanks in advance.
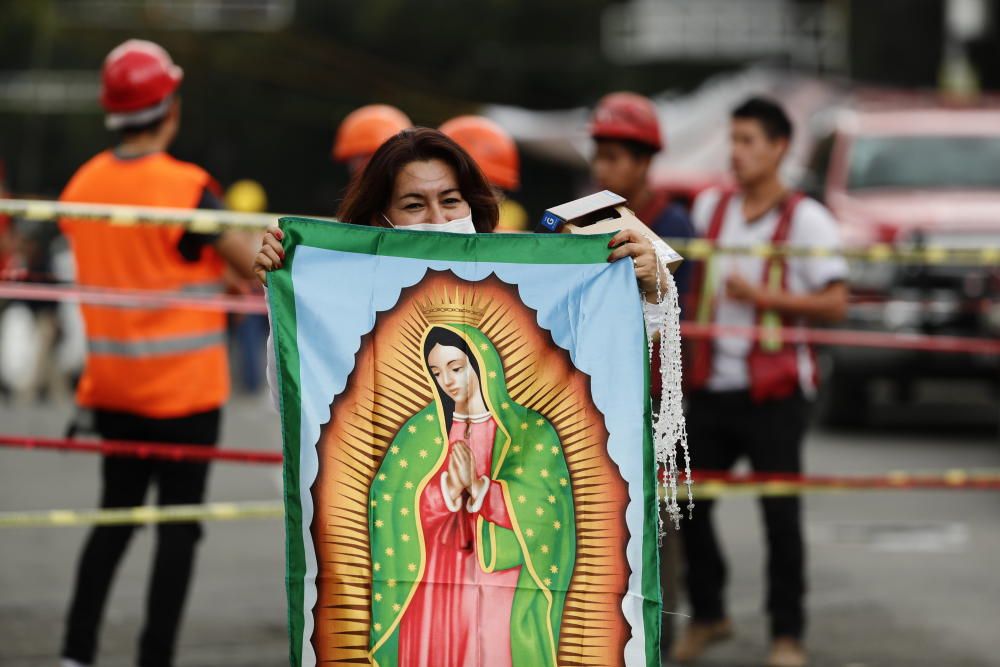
[590,92,694,296]
[439,115,529,232]
[590,91,694,658]
[224,179,270,395]
[59,39,256,667]
[332,104,412,175]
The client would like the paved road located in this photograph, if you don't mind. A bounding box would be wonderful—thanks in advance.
[1,395,998,666]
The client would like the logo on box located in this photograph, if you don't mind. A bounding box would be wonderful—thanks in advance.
[540,214,561,232]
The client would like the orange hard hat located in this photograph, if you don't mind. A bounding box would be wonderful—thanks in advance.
[100,39,183,130]
[590,92,663,152]
[439,115,520,191]
[332,104,412,162]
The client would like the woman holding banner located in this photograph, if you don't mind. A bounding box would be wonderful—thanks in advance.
[254,127,686,666]
[254,128,667,299]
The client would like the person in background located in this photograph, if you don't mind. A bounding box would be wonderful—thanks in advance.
[255,128,673,408]
[59,39,255,667]
[673,97,848,667]
[590,90,696,657]
[589,91,694,299]
[224,179,270,394]
[331,104,412,176]
[439,114,529,232]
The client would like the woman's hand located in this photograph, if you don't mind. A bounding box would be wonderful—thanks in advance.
[607,228,665,302]
[253,226,285,286]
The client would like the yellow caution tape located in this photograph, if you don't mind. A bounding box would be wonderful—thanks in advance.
[0,501,283,528]
[0,198,331,232]
[676,483,863,500]
[1,199,998,265]
[7,470,1000,528]
[663,237,1000,266]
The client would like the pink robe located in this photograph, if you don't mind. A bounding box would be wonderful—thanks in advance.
[397,417,520,667]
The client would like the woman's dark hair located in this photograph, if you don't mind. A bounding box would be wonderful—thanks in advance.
[338,127,499,233]
[422,326,482,431]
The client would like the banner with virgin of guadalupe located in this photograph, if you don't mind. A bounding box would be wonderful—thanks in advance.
[270,218,663,667]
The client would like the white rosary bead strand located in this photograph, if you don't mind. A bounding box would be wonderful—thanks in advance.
[647,242,693,535]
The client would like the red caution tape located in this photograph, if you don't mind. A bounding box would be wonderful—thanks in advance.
[0,281,267,315]
[0,434,282,464]
[2,281,998,355]
[4,434,1000,492]
[680,321,1000,355]
[689,468,1000,491]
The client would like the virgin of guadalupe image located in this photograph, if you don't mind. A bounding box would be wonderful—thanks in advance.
[367,298,577,667]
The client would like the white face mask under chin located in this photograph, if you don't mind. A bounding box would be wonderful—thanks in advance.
[382,213,476,234]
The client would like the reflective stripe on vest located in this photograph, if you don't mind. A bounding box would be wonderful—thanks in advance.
[88,331,226,358]
[759,262,785,353]
[181,281,226,295]
[755,193,804,351]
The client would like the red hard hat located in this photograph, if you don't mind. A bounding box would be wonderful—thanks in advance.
[100,40,183,129]
[439,115,520,191]
[332,105,412,162]
[590,92,663,152]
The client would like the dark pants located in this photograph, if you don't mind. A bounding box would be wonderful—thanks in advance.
[62,408,220,667]
[680,390,809,639]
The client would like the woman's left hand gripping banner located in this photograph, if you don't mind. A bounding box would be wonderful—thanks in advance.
[270,218,663,667]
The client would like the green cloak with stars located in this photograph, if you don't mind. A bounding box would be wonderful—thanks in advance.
[367,322,576,667]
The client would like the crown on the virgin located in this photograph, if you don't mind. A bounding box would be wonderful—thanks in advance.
[419,289,488,326]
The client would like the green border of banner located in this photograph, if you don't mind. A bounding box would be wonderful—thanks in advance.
[267,258,304,667]
[276,216,616,264]
[641,340,662,663]
[269,216,662,666]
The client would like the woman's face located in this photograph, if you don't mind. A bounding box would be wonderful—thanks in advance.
[384,159,472,227]
[427,343,481,406]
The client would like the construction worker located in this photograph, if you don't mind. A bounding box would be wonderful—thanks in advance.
[439,115,529,232]
[224,179,270,394]
[673,97,848,667]
[59,40,255,667]
[332,104,412,175]
[590,91,694,297]
[590,90,694,657]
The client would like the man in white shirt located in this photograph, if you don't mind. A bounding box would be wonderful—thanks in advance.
[672,98,848,667]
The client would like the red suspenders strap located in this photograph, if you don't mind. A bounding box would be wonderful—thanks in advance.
[685,190,733,391]
[684,190,732,316]
[747,191,805,403]
[755,191,804,328]
[706,191,733,241]
[773,192,802,243]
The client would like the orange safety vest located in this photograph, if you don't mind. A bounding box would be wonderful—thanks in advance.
[60,150,229,418]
